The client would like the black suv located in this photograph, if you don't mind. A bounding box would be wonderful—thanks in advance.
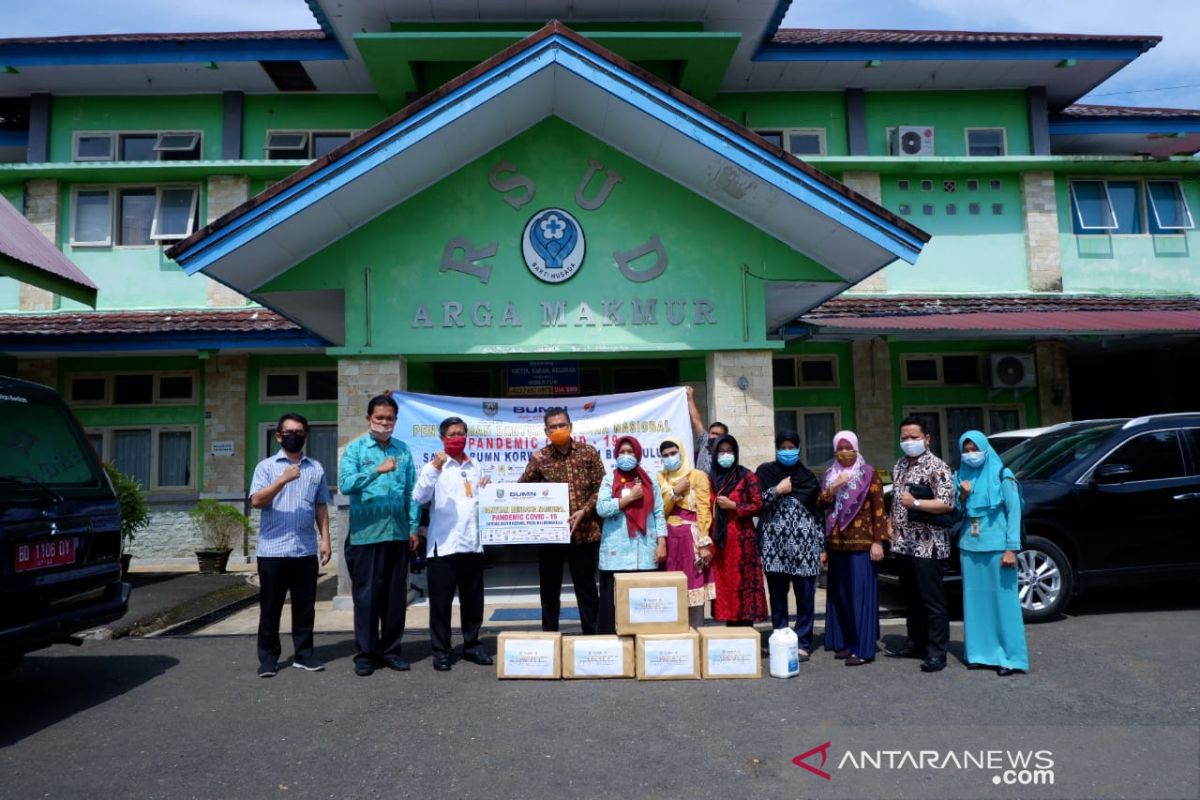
[879,414,1200,622]
[1,377,131,674]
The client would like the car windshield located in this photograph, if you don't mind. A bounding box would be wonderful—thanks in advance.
[0,389,104,498]
[1002,422,1124,480]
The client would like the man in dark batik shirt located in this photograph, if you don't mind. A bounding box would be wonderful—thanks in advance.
[519,406,606,635]
[886,416,956,672]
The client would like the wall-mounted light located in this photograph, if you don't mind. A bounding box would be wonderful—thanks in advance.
[737,376,750,391]
[204,61,220,71]
[865,59,883,68]
[1055,59,1076,69]
[1,66,19,75]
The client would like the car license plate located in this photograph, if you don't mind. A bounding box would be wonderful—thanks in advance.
[15,538,77,572]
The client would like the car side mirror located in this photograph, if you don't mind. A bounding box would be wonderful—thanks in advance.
[1093,463,1134,484]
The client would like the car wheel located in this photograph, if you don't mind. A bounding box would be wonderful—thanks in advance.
[1017,536,1073,622]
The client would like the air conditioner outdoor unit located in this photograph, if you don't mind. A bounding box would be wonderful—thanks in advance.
[891,126,935,156]
[990,354,1036,390]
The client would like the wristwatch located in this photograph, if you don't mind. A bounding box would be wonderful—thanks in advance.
[913,499,922,509]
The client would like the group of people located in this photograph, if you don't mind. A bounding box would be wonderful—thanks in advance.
[248,388,1028,680]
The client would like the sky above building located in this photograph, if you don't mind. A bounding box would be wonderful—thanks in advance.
[4,0,1198,110]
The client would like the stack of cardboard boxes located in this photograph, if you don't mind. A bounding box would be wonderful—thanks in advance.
[497,571,761,681]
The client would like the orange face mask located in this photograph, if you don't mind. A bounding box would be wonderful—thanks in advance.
[547,428,572,446]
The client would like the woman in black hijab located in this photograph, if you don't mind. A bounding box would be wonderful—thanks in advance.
[708,435,768,626]
[756,431,825,660]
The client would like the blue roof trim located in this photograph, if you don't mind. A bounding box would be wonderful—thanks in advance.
[755,42,1152,63]
[172,32,924,275]
[0,332,326,353]
[0,38,345,67]
[0,131,28,146]
[1049,120,1200,135]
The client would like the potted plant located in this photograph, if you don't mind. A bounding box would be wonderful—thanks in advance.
[104,463,150,576]
[189,499,249,574]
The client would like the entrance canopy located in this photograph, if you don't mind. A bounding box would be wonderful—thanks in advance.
[0,193,97,307]
[169,23,927,346]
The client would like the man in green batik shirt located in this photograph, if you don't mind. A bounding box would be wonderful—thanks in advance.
[338,393,422,677]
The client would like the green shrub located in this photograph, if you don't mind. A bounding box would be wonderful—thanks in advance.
[189,499,249,551]
[104,463,150,547]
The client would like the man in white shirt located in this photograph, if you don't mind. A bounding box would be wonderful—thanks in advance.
[412,416,493,672]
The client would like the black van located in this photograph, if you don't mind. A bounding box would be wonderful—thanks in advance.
[1,376,131,674]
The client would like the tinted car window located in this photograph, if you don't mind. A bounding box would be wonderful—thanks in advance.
[1099,430,1185,481]
[1004,423,1123,480]
[1182,428,1200,473]
[0,389,104,498]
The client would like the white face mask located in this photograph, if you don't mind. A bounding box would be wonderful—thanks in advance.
[369,422,394,441]
[900,440,926,457]
[962,451,986,468]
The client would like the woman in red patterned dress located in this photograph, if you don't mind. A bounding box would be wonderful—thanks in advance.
[708,435,768,625]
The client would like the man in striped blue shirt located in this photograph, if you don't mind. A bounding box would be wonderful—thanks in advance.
[250,412,332,678]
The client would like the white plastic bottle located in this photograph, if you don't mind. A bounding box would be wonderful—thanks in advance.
[769,627,800,678]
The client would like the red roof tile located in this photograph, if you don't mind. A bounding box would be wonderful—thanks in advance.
[0,309,299,337]
[771,28,1161,47]
[803,295,1200,334]
[0,30,327,46]
[1055,103,1200,119]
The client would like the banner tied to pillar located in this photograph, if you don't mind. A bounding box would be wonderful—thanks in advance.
[392,386,693,483]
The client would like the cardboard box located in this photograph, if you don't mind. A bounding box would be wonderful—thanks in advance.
[614,571,688,635]
[562,635,635,679]
[635,629,701,680]
[698,626,762,680]
[496,632,561,679]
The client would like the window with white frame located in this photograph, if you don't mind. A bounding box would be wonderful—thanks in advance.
[68,372,197,406]
[264,130,355,160]
[900,354,982,386]
[259,422,338,489]
[965,128,1007,156]
[70,185,200,246]
[755,128,827,156]
[261,368,338,403]
[772,355,839,388]
[88,426,196,491]
[1069,178,1194,235]
[903,406,1024,465]
[774,407,840,467]
[73,131,202,162]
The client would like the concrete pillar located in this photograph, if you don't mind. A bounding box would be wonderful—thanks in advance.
[1021,171,1064,292]
[851,338,896,472]
[1034,340,1072,425]
[842,172,888,293]
[20,180,59,310]
[16,358,56,389]
[333,356,406,609]
[202,354,248,498]
[205,176,251,307]
[706,350,773,472]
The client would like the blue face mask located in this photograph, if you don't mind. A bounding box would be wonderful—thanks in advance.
[961,451,986,468]
[662,455,681,471]
[716,453,736,469]
[616,454,638,472]
[776,449,800,466]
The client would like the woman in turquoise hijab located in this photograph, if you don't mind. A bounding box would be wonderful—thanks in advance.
[955,430,1029,676]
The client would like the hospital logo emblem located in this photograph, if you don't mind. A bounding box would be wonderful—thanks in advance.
[522,208,585,284]
[482,401,499,417]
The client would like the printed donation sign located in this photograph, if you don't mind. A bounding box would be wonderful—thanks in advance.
[479,483,570,545]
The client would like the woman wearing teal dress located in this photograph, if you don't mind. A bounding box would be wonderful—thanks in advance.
[955,430,1029,676]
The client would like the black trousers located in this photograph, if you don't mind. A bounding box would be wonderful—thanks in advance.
[538,541,600,635]
[257,555,319,668]
[766,571,818,653]
[896,553,949,661]
[427,551,485,658]
[597,569,618,635]
[344,538,409,667]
